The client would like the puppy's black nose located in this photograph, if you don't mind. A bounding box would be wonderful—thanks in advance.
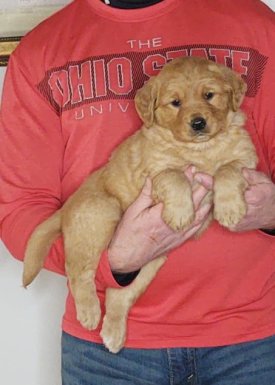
[191,117,207,131]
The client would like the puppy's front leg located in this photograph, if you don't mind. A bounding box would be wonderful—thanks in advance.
[214,161,248,227]
[63,194,121,330]
[152,169,194,231]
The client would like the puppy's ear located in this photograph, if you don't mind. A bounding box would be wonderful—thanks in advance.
[222,67,247,111]
[135,77,158,127]
[209,63,247,111]
[227,73,247,111]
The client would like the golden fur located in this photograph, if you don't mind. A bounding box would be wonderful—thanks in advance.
[23,57,257,353]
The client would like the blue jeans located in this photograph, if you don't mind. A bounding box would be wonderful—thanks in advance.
[62,332,275,385]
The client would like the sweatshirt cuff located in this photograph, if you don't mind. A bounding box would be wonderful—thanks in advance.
[260,228,275,236]
[96,250,140,288]
[112,270,140,286]
[96,250,123,289]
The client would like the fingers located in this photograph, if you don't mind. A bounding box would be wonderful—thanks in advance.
[165,201,212,250]
[184,166,214,191]
[184,165,196,183]
[244,176,274,205]
[192,184,209,210]
[192,173,213,210]
[126,170,213,226]
[194,172,213,190]
[193,202,212,227]
[185,167,213,210]
[126,178,153,216]
[242,168,270,185]
[181,221,205,241]
[244,187,264,205]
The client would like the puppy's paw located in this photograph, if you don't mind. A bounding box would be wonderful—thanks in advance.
[162,200,194,231]
[214,198,246,228]
[100,314,126,354]
[76,297,101,330]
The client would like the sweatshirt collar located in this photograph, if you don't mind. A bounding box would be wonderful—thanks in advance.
[85,0,181,22]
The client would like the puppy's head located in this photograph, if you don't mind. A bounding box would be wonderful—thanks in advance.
[135,56,247,143]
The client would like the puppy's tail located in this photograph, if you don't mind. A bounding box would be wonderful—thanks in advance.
[23,210,62,287]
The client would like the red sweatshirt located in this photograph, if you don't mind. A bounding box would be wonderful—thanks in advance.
[0,0,275,348]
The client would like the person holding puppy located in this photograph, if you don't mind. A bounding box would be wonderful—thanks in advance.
[0,0,275,384]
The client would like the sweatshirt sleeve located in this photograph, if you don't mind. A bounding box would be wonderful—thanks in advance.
[252,46,275,182]
[0,50,138,283]
[0,50,65,275]
[251,37,275,235]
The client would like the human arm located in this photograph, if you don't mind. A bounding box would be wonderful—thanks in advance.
[107,170,213,275]
[0,48,65,275]
[229,168,275,233]
[229,39,275,234]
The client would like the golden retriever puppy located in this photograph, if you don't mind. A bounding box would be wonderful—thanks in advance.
[23,56,257,353]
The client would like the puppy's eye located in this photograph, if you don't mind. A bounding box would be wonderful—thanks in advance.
[204,92,214,100]
[171,99,181,107]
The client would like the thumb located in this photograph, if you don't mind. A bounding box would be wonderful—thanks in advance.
[194,172,213,190]
[242,168,270,185]
[127,178,153,215]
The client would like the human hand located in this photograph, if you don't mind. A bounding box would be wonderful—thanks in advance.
[108,168,213,273]
[230,168,275,232]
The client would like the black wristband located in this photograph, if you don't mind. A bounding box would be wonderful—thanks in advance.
[112,270,140,286]
[260,228,275,236]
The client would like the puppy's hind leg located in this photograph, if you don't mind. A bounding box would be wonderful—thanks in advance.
[63,194,121,330]
[101,255,167,353]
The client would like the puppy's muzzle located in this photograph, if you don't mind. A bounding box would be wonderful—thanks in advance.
[190,116,207,132]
